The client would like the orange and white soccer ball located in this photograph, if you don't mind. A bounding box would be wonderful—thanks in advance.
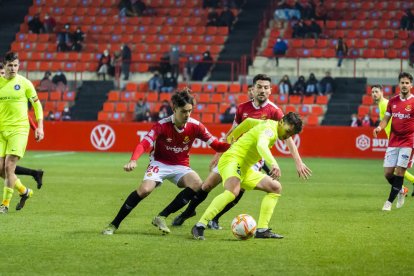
[231,214,257,240]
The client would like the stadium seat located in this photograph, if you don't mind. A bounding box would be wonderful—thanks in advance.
[284,105,297,113]
[62,91,76,101]
[49,91,62,101]
[116,103,128,112]
[107,91,120,102]
[276,94,288,105]
[306,115,319,126]
[302,95,315,105]
[362,95,373,105]
[312,105,324,116]
[146,92,158,102]
[202,113,214,124]
[316,95,328,105]
[207,94,222,104]
[298,105,311,116]
[103,102,115,112]
[98,111,110,121]
[289,95,302,104]
[216,84,228,93]
[203,84,215,93]
[229,83,241,93]
[358,105,370,116]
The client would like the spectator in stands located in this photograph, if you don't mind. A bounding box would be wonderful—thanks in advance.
[119,0,147,17]
[148,72,162,92]
[97,49,112,81]
[192,51,213,81]
[278,75,293,94]
[247,84,254,100]
[183,55,196,82]
[305,73,318,95]
[160,72,178,93]
[400,9,414,31]
[28,13,44,34]
[220,102,237,123]
[315,0,327,26]
[121,44,132,80]
[319,71,335,94]
[37,71,56,92]
[219,6,236,32]
[301,0,316,20]
[292,75,306,95]
[409,41,414,68]
[45,111,55,121]
[134,98,151,122]
[158,100,173,120]
[361,114,373,127]
[168,45,182,79]
[307,19,322,40]
[57,23,73,52]
[335,37,348,67]
[292,20,308,38]
[72,26,85,52]
[350,114,361,127]
[43,13,56,33]
[276,0,291,10]
[273,37,288,67]
[207,8,220,26]
[61,106,71,121]
[52,70,68,92]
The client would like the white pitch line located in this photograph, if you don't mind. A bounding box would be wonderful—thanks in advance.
[32,152,76,158]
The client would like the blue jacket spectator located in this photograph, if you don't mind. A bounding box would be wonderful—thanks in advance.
[273,38,288,67]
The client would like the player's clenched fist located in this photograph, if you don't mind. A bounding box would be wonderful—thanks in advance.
[124,160,137,172]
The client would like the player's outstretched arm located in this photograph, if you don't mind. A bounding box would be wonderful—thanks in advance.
[124,139,151,172]
[286,137,312,179]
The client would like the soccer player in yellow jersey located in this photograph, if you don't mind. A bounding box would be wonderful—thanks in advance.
[0,62,44,189]
[371,85,414,202]
[0,52,44,214]
[192,112,303,240]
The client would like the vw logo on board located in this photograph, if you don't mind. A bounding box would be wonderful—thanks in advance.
[90,124,116,150]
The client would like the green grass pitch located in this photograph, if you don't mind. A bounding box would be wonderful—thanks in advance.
[1,151,413,275]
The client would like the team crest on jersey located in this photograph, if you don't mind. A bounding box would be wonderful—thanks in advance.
[261,114,267,119]
[14,84,20,90]
[405,105,412,112]
[147,173,153,177]
[166,138,172,143]
[183,136,190,144]
[393,105,396,108]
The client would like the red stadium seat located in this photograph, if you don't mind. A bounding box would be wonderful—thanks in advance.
[302,95,315,104]
[362,95,373,105]
[312,105,324,116]
[103,102,115,112]
[306,115,319,126]
[316,95,328,105]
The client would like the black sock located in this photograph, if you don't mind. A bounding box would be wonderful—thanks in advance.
[386,175,395,185]
[15,166,36,176]
[212,190,245,222]
[111,191,142,228]
[387,175,404,203]
[182,189,209,217]
[159,187,196,217]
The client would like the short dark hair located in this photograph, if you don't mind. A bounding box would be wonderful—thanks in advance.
[253,74,272,85]
[371,84,383,91]
[247,84,253,89]
[282,112,303,134]
[3,52,19,64]
[398,72,413,83]
[171,88,195,108]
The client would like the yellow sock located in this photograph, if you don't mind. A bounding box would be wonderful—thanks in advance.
[257,193,281,229]
[14,179,27,195]
[199,190,236,225]
[2,187,14,207]
[404,171,414,183]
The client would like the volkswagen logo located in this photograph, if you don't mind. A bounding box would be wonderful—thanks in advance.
[275,135,300,155]
[90,124,116,150]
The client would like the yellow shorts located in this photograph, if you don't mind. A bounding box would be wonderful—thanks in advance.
[218,155,266,190]
[0,127,29,158]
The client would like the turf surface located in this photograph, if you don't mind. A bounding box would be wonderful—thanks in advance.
[1,151,413,275]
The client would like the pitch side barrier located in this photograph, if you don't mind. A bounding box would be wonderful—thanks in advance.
[28,121,388,158]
